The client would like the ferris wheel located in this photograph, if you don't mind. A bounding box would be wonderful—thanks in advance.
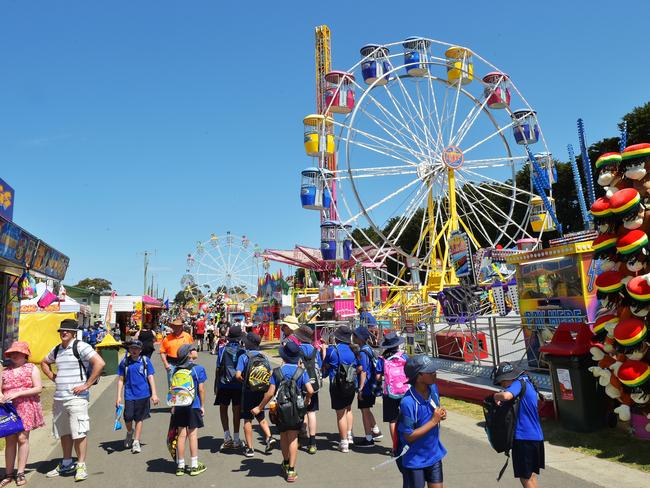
[180,232,262,302]
[306,37,556,291]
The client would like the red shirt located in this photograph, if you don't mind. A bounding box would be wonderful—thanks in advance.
[195,320,205,335]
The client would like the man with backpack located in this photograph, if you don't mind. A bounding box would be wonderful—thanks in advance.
[160,318,193,387]
[492,362,544,487]
[215,325,245,450]
[235,332,277,457]
[41,319,105,482]
[252,341,314,483]
[353,327,382,448]
[377,332,409,451]
[295,325,322,454]
[322,325,359,453]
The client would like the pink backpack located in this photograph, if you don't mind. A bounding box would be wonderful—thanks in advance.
[382,352,409,399]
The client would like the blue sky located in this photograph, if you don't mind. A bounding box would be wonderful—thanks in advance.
[1,1,649,297]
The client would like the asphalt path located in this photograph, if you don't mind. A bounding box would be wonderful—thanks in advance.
[33,348,601,487]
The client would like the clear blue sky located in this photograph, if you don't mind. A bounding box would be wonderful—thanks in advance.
[2,1,648,297]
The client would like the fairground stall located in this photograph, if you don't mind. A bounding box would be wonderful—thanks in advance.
[99,294,163,340]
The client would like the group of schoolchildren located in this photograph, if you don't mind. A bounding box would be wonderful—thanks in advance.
[114,316,545,488]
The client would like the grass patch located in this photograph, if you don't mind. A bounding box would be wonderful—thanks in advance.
[442,395,650,472]
[261,341,281,360]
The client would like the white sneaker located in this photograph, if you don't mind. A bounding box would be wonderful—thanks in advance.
[347,434,354,445]
[131,440,141,454]
[125,432,133,449]
[338,440,349,453]
[74,463,88,482]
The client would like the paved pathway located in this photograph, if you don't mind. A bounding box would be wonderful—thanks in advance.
[31,349,606,487]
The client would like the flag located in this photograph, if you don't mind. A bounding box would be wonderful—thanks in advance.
[164,299,169,310]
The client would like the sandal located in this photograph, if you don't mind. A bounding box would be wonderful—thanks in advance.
[15,472,25,486]
[0,474,13,487]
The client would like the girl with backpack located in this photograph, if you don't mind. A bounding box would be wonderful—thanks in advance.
[377,332,409,450]
[252,341,313,483]
[322,326,360,453]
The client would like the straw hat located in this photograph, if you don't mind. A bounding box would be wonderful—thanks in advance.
[281,315,300,331]
[4,341,30,358]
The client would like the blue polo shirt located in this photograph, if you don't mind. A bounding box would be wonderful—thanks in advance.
[358,345,377,395]
[324,343,358,381]
[299,343,322,368]
[118,355,155,401]
[397,385,447,469]
[217,342,244,390]
[185,364,207,409]
[506,376,544,441]
[270,364,310,391]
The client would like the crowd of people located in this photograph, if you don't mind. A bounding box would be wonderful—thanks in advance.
[0,315,545,488]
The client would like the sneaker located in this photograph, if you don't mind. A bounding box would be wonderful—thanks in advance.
[175,466,185,476]
[347,434,354,445]
[124,432,133,449]
[286,469,298,482]
[46,462,77,478]
[220,439,234,451]
[232,439,243,449]
[307,444,317,455]
[281,460,289,474]
[74,464,88,482]
[355,438,375,448]
[189,462,207,476]
[131,440,141,454]
[338,440,349,453]
[265,437,277,454]
[244,447,254,458]
[372,431,384,441]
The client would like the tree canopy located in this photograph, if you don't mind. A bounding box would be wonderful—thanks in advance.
[74,277,112,292]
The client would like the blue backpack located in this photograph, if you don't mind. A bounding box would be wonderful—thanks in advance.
[218,342,243,385]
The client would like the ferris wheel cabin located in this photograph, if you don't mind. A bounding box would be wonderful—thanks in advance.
[445,46,473,85]
[321,221,352,261]
[325,71,355,114]
[482,72,511,109]
[529,196,556,232]
[402,37,432,77]
[360,44,392,86]
[300,167,332,210]
[534,152,557,184]
[303,114,335,156]
[512,109,540,145]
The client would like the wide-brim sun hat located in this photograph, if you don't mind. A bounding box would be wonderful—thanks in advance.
[294,325,314,344]
[404,354,438,383]
[281,315,300,331]
[380,331,405,349]
[227,325,244,340]
[333,325,353,344]
[279,341,302,364]
[353,326,372,343]
[243,332,262,350]
[170,318,184,327]
[491,362,523,385]
[4,341,31,358]
[126,340,144,349]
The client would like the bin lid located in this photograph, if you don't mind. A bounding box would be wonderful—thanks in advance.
[95,333,123,349]
[539,322,592,356]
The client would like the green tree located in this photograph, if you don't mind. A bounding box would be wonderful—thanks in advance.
[74,277,112,292]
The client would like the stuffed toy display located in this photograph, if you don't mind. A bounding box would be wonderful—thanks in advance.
[595,152,626,198]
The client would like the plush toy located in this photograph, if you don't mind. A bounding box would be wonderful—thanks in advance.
[625,275,650,319]
[591,197,615,233]
[621,143,650,198]
[593,233,619,272]
[592,313,618,342]
[616,359,650,406]
[616,229,650,272]
[595,152,626,198]
[595,270,625,310]
[610,188,645,230]
[612,317,648,357]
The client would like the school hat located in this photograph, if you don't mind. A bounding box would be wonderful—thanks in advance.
[281,315,300,331]
[595,270,624,294]
[126,340,143,349]
[279,340,302,364]
[177,343,197,362]
[294,325,314,344]
[58,319,80,332]
[609,188,641,217]
[333,325,353,344]
[353,326,372,343]
[595,152,622,169]
[380,331,405,349]
[613,318,648,347]
[617,359,650,387]
[227,325,244,340]
[404,354,437,383]
[616,229,649,255]
[243,332,262,350]
[4,341,31,358]
[491,362,522,385]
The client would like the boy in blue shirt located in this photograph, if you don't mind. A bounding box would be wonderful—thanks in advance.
[171,344,207,476]
[295,325,322,454]
[252,341,313,483]
[215,325,245,450]
[397,354,447,488]
[322,325,360,452]
[116,340,159,454]
[353,327,382,448]
[493,362,544,488]
[235,332,276,457]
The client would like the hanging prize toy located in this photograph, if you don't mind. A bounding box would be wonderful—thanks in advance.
[592,233,618,272]
[616,229,650,273]
[595,152,625,198]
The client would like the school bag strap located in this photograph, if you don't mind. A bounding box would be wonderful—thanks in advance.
[54,340,86,381]
[496,378,527,482]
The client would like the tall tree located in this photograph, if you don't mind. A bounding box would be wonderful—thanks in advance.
[74,277,112,292]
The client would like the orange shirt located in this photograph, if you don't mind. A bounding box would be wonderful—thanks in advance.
[160,332,193,359]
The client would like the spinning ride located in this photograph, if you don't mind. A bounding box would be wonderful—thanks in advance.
[302,34,558,294]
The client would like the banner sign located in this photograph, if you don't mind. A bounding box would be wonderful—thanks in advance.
[449,230,473,279]
[0,178,14,222]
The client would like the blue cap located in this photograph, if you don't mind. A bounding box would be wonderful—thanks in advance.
[353,327,372,343]
[404,355,437,383]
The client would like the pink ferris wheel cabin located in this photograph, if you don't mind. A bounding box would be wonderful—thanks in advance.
[325,71,355,114]
[482,72,511,110]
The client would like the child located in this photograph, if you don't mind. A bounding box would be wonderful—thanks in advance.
[235,332,276,457]
[116,340,159,453]
[294,325,321,454]
[397,354,447,488]
[0,341,44,487]
[377,332,409,449]
[215,325,245,450]
[353,327,382,448]
[252,341,313,483]
[171,344,207,476]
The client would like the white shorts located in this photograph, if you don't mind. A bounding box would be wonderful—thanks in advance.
[52,398,90,440]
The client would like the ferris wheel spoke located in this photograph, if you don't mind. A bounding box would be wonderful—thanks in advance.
[461,168,536,199]
[382,181,430,247]
[455,187,499,246]
[456,185,515,247]
[446,71,465,146]
[462,120,516,155]
[334,164,418,180]
[462,178,531,207]
[204,247,228,272]
[346,139,423,169]
[390,76,437,156]
[461,156,527,169]
[450,90,492,148]
[424,74,447,153]
[342,121,424,164]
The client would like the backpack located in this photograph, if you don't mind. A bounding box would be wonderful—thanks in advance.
[300,347,323,393]
[483,378,534,481]
[168,365,197,407]
[383,352,409,399]
[218,343,243,385]
[331,345,357,397]
[273,367,307,429]
[244,352,272,393]
[54,340,99,385]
